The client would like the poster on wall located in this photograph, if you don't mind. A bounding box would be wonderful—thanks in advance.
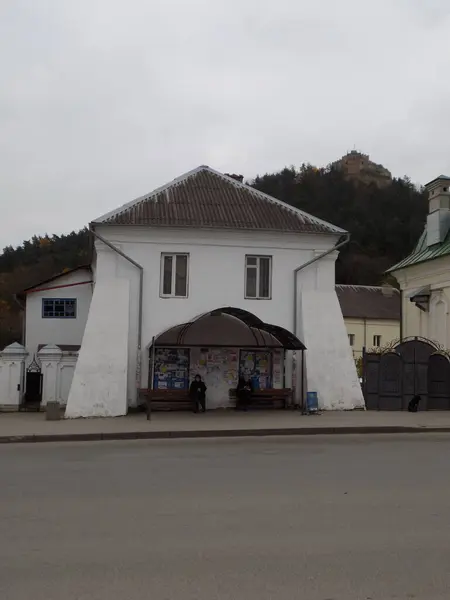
[273,350,282,385]
[239,350,273,390]
[153,348,190,390]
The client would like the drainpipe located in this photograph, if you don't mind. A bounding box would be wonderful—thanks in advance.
[363,317,367,349]
[293,233,351,335]
[399,289,404,342]
[89,225,144,388]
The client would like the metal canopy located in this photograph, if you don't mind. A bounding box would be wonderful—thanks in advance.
[154,307,306,350]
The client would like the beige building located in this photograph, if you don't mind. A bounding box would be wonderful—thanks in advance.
[336,285,401,357]
[390,175,450,349]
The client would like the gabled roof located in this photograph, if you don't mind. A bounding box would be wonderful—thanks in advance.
[93,166,346,235]
[336,285,400,320]
[17,265,92,302]
[388,228,450,272]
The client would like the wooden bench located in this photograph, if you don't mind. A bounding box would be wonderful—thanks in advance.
[229,388,292,410]
[139,389,196,420]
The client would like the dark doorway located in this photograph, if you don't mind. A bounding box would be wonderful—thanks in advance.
[21,357,43,411]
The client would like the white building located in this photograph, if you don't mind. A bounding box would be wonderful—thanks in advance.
[65,166,363,417]
[20,266,93,359]
[390,175,450,347]
[1,166,363,414]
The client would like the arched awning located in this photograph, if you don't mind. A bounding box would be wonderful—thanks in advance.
[154,307,306,350]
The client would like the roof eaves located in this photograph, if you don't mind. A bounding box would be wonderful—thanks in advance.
[21,265,92,294]
[92,165,347,235]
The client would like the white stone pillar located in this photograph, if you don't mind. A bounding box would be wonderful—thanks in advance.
[0,343,28,409]
[38,345,63,406]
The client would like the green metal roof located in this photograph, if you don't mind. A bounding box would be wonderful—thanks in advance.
[388,227,450,272]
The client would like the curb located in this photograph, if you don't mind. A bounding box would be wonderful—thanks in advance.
[1,425,450,444]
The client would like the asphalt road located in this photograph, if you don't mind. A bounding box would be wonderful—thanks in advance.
[1,435,450,600]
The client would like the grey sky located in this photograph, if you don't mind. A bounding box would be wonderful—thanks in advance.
[1,0,450,248]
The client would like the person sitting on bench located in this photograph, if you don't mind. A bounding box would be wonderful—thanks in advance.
[236,376,252,411]
[189,374,207,413]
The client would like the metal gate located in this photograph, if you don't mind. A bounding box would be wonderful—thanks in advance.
[21,356,43,411]
[363,337,450,411]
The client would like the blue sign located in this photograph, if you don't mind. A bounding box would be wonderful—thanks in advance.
[306,391,318,413]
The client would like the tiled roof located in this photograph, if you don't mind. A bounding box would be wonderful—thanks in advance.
[336,285,400,320]
[94,166,346,235]
[388,228,450,272]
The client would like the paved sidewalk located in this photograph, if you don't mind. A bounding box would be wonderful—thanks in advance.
[1,409,450,443]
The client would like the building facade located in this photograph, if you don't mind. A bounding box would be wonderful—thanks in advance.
[336,285,400,358]
[21,266,93,360]
[390,175,450,349]
[64,166,363,416]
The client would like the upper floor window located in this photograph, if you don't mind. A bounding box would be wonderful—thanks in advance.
[373,335,382,347]
[160,253,189,298]
[348,334,355,346]
[42,298,77,319]
[245,255,272,299]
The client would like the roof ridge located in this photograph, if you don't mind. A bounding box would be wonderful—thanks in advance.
[205,167,346,235]
[92,165,206,224]
[93,166,346,234]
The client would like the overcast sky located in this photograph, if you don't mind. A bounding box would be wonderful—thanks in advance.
[1,0,450,249]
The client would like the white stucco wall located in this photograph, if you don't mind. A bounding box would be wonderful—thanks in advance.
[25,268,93,359]
[88,225,361,410]
[65,279,130,418]
[393,255,450,349]
[298,291,364,409]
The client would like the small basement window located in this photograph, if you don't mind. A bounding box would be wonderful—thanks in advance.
[42,298,77,319]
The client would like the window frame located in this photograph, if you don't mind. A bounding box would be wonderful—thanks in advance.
[348,333,355,347]
[373,335,382,347]
[42,298,77,319]
[245,255,272,300]
[160,253,189,298]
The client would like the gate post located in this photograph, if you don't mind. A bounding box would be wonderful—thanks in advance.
[0,343,28,410]
[38,345,63,407]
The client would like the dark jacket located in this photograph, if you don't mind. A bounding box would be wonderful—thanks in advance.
[189,380,207,398]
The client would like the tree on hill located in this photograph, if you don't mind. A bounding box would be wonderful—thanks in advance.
[251,164,427,285]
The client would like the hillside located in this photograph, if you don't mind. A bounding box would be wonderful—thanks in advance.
[0,164,428,348]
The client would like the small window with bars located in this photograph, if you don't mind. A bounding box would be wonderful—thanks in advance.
[245,255,272,299]
[42,299,77,319]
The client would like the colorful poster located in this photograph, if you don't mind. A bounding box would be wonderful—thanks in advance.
[153,348,190,390]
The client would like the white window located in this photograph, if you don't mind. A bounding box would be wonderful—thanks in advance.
[245,255,272,299]
[373,335,382,347]
[348,334,355,346]
[160,254,189,298]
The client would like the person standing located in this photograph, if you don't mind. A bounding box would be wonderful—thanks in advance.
[189,374,207,413]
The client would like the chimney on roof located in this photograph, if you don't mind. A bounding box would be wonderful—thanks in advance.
[381,284,394,297]
[425,175,450,247]
[225,173,244,183]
